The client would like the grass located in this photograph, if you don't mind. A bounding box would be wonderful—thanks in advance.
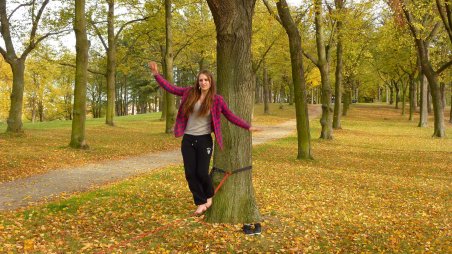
[0,103,294,183]
[0,104,451,253]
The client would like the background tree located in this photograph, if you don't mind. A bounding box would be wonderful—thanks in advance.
[263,0,313,160]
[391,0,451,137]
[0,0,69,133]
[70,0,89,149]
[88,0,147,126]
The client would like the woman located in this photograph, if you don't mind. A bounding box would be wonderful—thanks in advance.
[148,61,257,215]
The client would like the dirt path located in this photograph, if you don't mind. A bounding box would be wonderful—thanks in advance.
[0,106,321,211]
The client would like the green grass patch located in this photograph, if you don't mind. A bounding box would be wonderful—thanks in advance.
[0,104,450,253]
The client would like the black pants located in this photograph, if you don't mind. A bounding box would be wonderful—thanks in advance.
[181,134,214,205]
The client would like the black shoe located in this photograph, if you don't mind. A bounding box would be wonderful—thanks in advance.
[242,224,253,235]
[253,223,262,235]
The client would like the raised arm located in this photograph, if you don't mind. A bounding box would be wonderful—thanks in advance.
[219,97,251,130]
[148,61,187,96]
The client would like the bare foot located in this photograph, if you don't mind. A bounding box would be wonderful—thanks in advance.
[206,198,212,208]
[194,204,207,216]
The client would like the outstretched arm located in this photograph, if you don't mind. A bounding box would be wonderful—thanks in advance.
[219,97,257,131]
[148,61,187,96]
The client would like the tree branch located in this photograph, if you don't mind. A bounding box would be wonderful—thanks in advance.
[8,2,33,21]
[29,0,50,46]
[59,62,106,76]
[436,0,452,44]
[0,45,7,60]
[426,22,441,42]
[89,18,108,51]
[436,59,452,74]
[253,31,282,73]
[262,0,282,25]
[114,16,149,42]
[21,29,71,59]
[302,49,319,67]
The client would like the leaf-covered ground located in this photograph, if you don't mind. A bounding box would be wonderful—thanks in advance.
[0,104,451,253]
[0,104,295,183]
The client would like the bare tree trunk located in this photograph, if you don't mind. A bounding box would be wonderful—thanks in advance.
[333,0,343,129]
[263,62,270,114]
[275,0,312,159]
[418,73,428,127]
[164,0,176,133]
[440,82,446,110]
[105,0,116,126]
[314,0,333,139]
[394,80,400,109]
[205,0,261,224]
[402,81,408,116]
[343,90,351,116]
[409,76,415,121]
[70,0,89,149]
[6,61,26,132]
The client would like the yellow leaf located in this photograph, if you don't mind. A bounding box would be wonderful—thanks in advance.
[23,239,35,251]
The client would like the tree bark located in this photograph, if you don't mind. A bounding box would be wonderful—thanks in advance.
[164,0,176,133]
[418,73,428,127]
[333,0,343,129]
[70,0,89,149]
[342,90,351,116]
[417,44,445,136]
[205,0,261,224]
[450,92,452,124]
[440,82,446,110]
[105,0,116,126]
[401,80,408,116]
[314,0,333,139]
[263,62,270,114]
[409,76,415,121]
[276,0,312,159]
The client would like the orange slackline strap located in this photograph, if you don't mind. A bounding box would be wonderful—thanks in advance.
[211,166,252,194]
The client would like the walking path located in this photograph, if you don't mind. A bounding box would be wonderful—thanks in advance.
[0,106,320,211]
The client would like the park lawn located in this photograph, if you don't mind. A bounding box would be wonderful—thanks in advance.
[0,104,451,253]
[0,103,293,183]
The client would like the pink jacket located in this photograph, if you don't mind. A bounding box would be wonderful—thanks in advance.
[154,74,251,149]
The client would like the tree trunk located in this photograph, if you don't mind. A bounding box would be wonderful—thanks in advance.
[284,74,293,105]
[314,0,333,139]
[105,0,116,126]
[427,85,432,114]
[263,62,270,114]
[409,76,415,121]
[6,60,26,132]
[70,0,89,149]
[255,75,262,104]
[333,2,343,129]
[401,81,408,116]
[389,84,394,105]
[416,40,445,137]
[440,82,446,110]
[343,90,351,116]
[164,0,176,133]
[394,81,400,109]
[205,0,261,224]
[276,0,312,159]
[418,72,428,127]
[450,93,452,124]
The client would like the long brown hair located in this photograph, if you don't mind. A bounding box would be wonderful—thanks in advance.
[182,70,216,117]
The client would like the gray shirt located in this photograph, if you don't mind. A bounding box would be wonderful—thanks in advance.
[184,101,212,135]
